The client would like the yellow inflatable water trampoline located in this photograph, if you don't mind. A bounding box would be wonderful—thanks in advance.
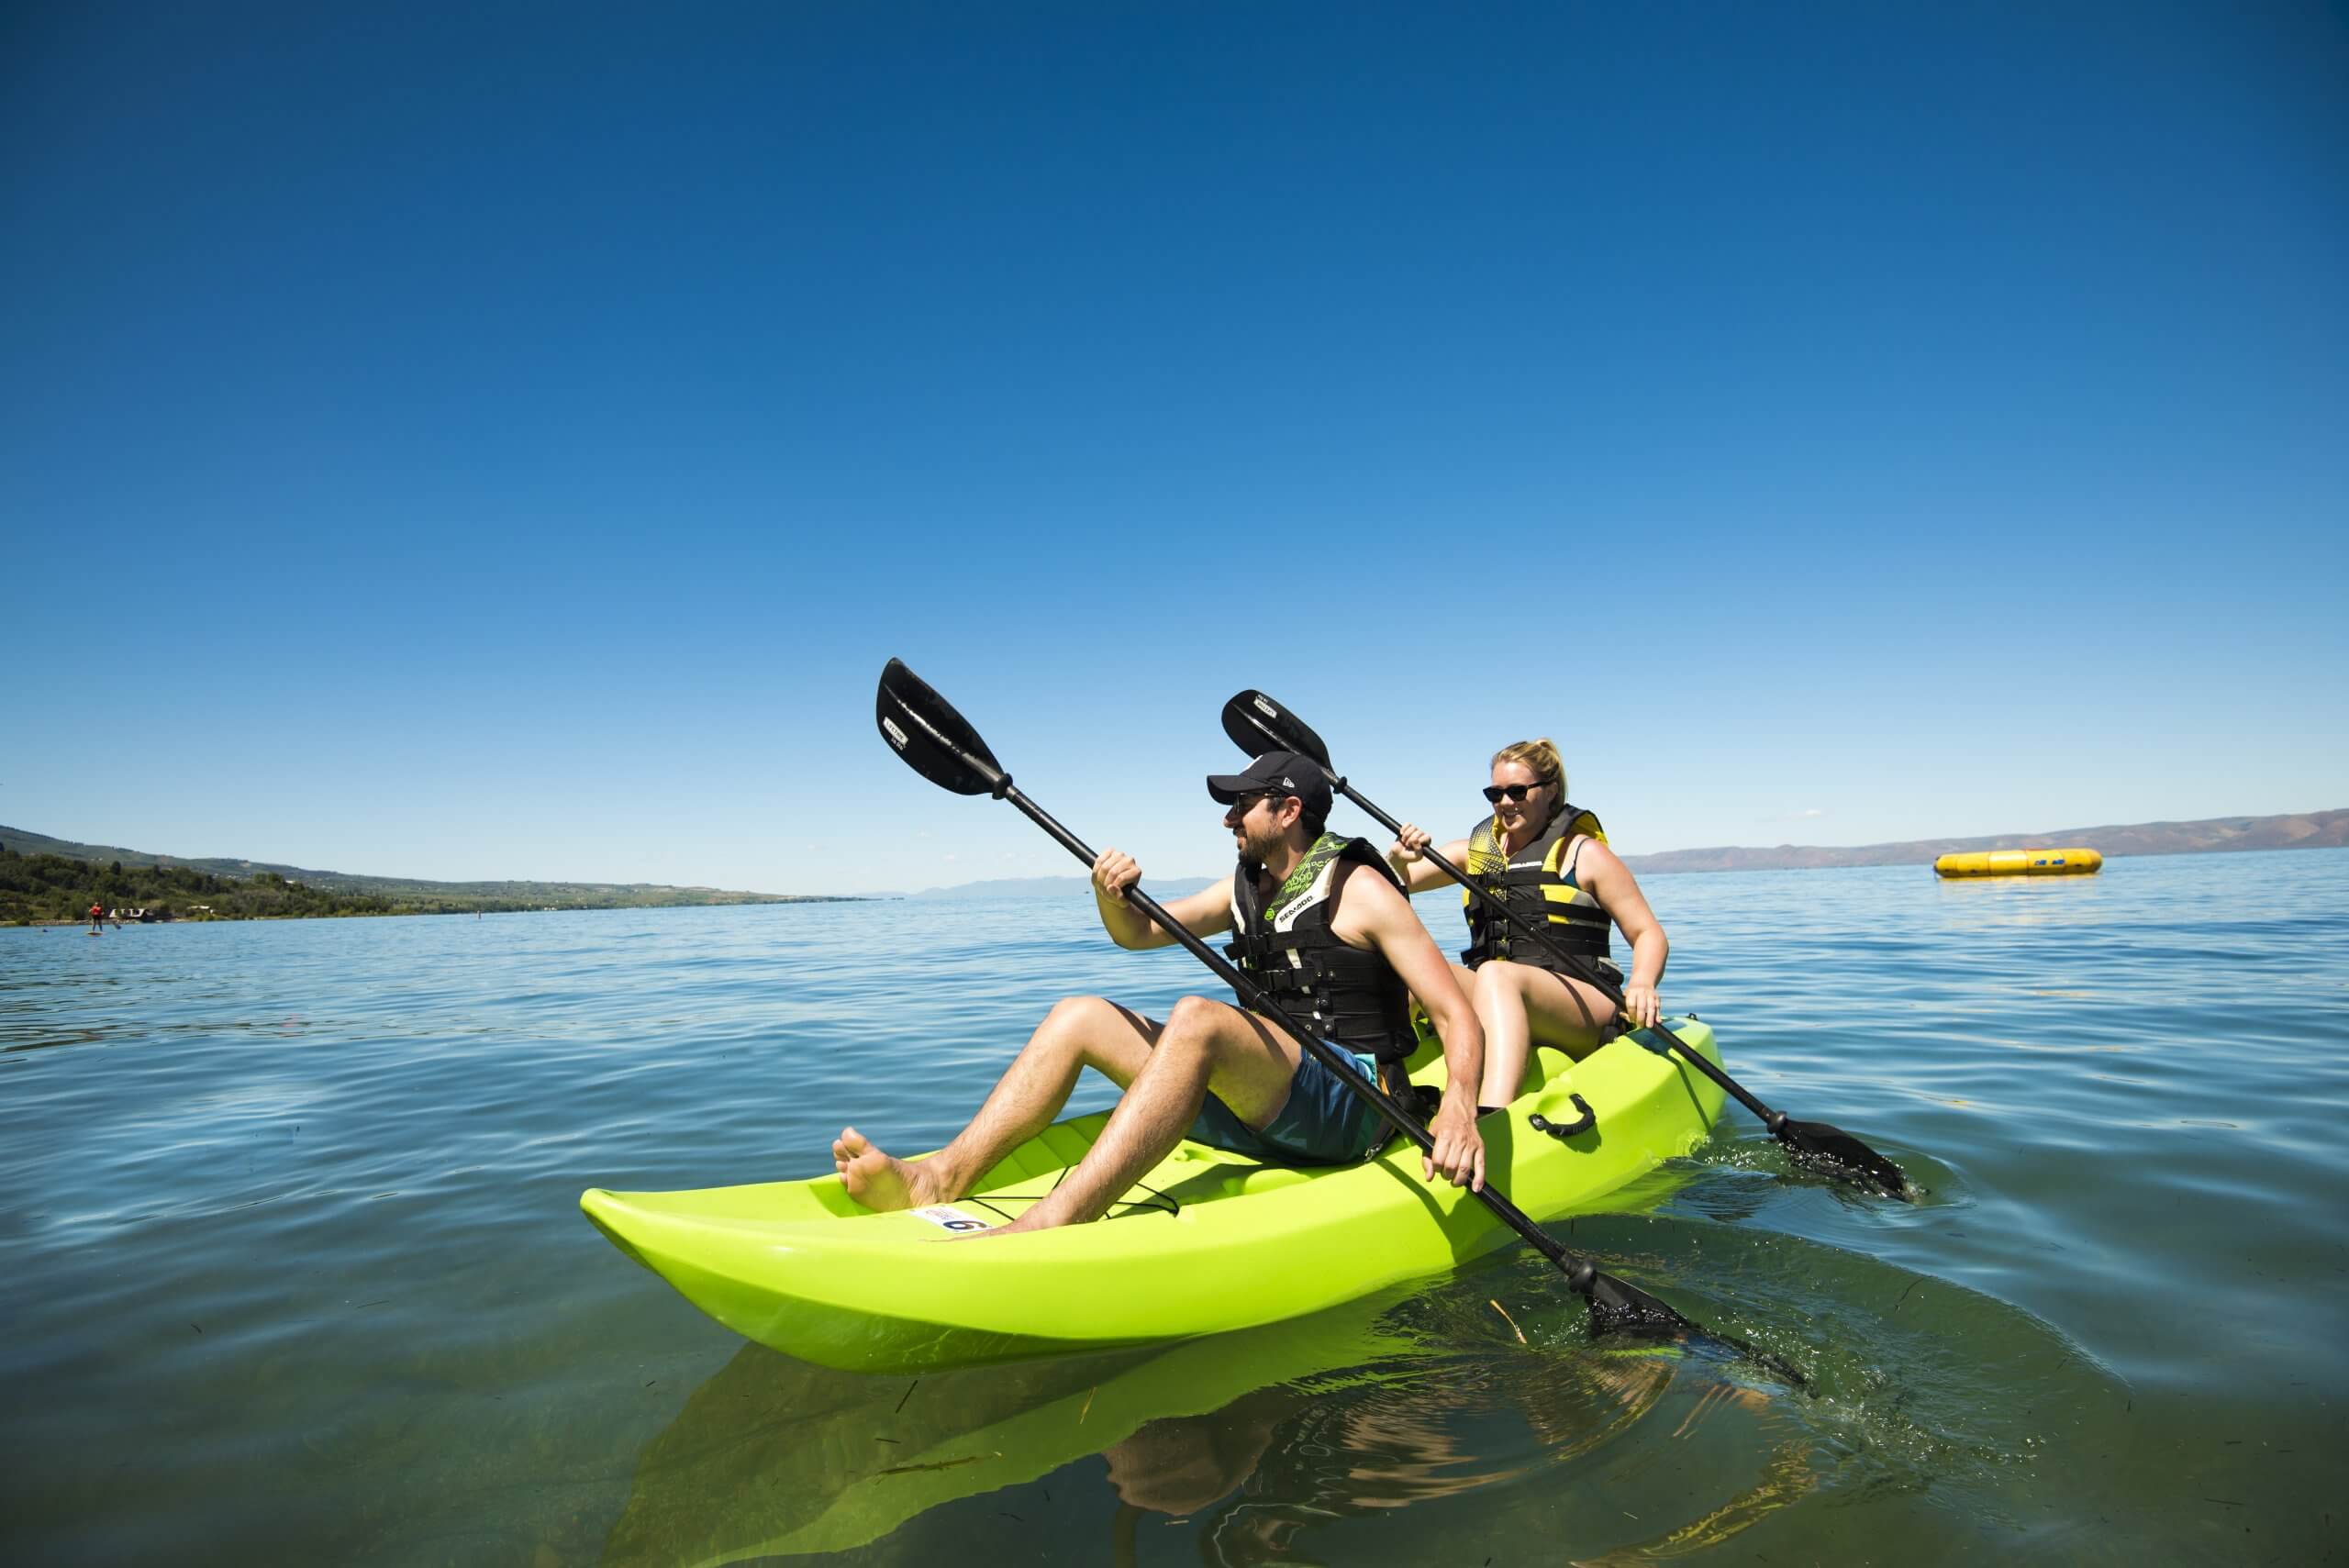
[1933,848,2102,878]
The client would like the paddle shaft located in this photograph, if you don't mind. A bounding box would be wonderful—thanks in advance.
[986,777,1612,1292]
[1314,779,1793,1129]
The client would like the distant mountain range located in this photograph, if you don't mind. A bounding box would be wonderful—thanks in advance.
[911,874,1219,900]
[0,825,846,908]
[11,807,2339,913]
[907,807,2347,895]
[1615,807,2348,875]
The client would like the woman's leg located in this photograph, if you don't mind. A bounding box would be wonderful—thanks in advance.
[1469,962,1620,1104]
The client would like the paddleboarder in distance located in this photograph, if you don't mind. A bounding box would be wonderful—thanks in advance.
[832,750,1489,1236]
[88,902,105,935]
[1386,739,1669,1106]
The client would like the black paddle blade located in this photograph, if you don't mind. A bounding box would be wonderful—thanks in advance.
[1583,1272,1809,1387]
[875,659,1007,796]
[1581,1269,1706,1340]
[1777,1118,1912,1198]
[1220,689,1334,771]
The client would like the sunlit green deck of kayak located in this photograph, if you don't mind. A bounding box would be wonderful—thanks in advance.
[581,1018,1726,1373]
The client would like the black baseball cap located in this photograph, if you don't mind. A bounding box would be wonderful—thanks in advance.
[1206,751,1331,820]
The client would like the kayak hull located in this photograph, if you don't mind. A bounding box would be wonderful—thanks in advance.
[582,1019,1727,1373]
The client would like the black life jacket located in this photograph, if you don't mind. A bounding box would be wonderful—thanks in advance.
[1227,831,1416,1065]
[1460,802,1622,987]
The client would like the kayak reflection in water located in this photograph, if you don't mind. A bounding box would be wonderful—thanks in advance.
[833,749,1488,1235]
[1386,739,1669,1106]
[1103,1345,1790,1567]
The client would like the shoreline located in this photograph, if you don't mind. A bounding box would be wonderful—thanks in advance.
[7,899,880,929]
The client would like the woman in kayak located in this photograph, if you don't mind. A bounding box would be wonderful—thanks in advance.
[1386,738,1666,1108]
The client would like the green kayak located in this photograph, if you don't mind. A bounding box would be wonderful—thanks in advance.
[581,1018,1727,1373]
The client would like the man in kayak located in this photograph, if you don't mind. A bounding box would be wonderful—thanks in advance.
[833,750,1488,1235]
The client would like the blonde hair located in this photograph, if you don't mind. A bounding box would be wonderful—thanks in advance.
[1490,738,1565,797]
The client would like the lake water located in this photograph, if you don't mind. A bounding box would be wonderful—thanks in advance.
[4,848,2344,1565]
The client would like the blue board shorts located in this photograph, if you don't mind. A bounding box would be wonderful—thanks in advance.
[1186,1047,1386,1165]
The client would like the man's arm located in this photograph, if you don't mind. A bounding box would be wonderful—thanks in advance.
[1091,849,1234,951]
[1333,865,1486,1191]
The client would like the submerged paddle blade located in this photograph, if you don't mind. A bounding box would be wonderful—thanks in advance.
[1584,1272,1809,1387]
[1777,1118,1912,1198]
[875,659,1007,796]
[1220,689,1334,771]
[1581,1270,1705,1341]
[1642,1020,1913,1202]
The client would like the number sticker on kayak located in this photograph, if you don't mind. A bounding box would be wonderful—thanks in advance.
[911,1205,992,1232]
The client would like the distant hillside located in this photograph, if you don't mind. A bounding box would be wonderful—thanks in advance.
[1619,808,2348,875]
[0,824,851,921]
[912,874,1219,901]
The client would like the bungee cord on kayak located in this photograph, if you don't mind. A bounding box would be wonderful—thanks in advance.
[959,1168,1186,1225]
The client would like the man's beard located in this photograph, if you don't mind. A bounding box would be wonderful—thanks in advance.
[1241,819,1295,867]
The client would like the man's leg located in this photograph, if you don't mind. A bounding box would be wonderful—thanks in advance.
[834,995,1160,1211]
[985,995,1306,1235]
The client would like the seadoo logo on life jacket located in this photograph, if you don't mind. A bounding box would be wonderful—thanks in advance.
[881,717,909,751]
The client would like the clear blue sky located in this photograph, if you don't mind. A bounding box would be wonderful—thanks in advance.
[5,3,2343,895]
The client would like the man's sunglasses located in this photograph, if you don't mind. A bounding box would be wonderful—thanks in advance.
[1481,782,1547,804]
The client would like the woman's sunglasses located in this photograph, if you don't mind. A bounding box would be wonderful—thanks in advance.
[1481,782,1547,804]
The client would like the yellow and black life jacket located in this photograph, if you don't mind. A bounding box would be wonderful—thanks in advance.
[1228,831,1416,1065]
[1459,803,1622,985]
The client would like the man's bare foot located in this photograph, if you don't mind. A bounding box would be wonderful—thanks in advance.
[944,1196,1078,1239]
[832,1127,946,1212]
[946,1208,1042,1240]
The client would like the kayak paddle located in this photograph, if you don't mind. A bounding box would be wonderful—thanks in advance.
[1220,688,1913,1200]
[875,658,1760,1354]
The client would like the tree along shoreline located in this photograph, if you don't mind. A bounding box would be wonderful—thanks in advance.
[0,846,852,925]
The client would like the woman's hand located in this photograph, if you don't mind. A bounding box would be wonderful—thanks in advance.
[1389,823,1431,864]
[1621,981,1662,1031]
